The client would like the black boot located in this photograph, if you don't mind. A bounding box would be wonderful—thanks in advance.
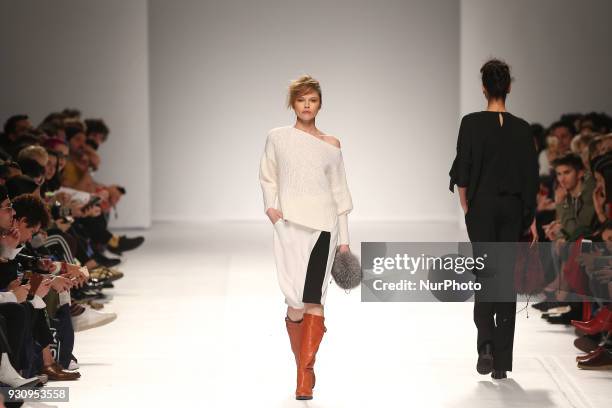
[491,369,507,379]
[476,343,494,375]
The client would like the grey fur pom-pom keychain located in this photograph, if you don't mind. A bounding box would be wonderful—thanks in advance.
[331,250,362,290]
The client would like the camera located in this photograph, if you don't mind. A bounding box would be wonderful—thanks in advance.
[50,201,73,223]
[15,253,50,274]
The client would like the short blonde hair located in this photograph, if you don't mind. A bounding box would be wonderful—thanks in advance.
[17,145,48,165]
[287,75,322,109]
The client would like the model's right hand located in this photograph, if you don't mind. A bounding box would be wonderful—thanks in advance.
[266,208,283,224]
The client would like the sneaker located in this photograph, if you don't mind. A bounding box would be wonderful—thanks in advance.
[72,306,117,332]
[68,360,79,371]
[0,353,40,387]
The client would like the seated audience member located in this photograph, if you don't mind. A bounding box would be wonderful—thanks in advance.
[0,107,147,389]
[551,153,596,242]
[5,194,80,380]
[0,115,33,160]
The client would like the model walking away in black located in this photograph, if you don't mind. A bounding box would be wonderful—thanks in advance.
[449,59,539,380]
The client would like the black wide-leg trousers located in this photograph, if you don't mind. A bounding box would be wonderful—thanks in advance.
[465,193,522,371]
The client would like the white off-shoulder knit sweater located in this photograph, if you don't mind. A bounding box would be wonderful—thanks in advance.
[259,126,353,245]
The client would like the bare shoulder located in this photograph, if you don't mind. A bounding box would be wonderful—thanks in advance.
[322,135,341,148]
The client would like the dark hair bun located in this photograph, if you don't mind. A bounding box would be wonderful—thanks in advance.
[480,59,511,99]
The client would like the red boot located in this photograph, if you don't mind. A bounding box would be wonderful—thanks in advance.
[295,313,326,400]
[571,307,612,335]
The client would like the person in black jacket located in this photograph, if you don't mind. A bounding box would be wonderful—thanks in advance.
[449,59,539,380]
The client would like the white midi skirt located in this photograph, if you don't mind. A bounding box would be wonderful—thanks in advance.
[272,217,339,309]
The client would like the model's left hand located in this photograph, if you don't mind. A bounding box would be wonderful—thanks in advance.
[338,244,350,253]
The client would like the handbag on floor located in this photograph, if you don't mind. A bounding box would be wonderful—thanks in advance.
[331,249,362,290]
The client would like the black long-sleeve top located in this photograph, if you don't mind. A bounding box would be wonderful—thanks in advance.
[449,111,539,228]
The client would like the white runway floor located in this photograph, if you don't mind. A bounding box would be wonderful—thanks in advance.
[48,221,611,408]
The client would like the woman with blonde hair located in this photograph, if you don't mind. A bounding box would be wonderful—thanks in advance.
[259,75,353,400]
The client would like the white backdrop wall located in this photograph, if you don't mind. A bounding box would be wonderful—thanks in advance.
[149,0,461,223]
[460,0,612,125]
[2,1,611,226]
[0,0,151,228]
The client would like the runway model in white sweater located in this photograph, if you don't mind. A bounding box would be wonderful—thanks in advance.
[259,75,353,400]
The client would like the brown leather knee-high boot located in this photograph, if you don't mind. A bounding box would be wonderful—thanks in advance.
[295,313,326,400]
[286,316,318,389]
[285,316,303,365]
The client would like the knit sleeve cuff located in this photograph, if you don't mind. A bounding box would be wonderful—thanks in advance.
[259,133,278,213]
[338,213,350,246]
[263,193,277,212]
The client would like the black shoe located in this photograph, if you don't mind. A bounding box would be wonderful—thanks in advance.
[101,280,114,289]
[491,370,507,379]
[545,306,582,325]
[71,288,106,301]
[545,314,572,325]
[477,343,494,375]
[107,235,145,255]
[87,277,114,289]
[93,252,122,268]
[532,300,563,311]
[82,279,105,291]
